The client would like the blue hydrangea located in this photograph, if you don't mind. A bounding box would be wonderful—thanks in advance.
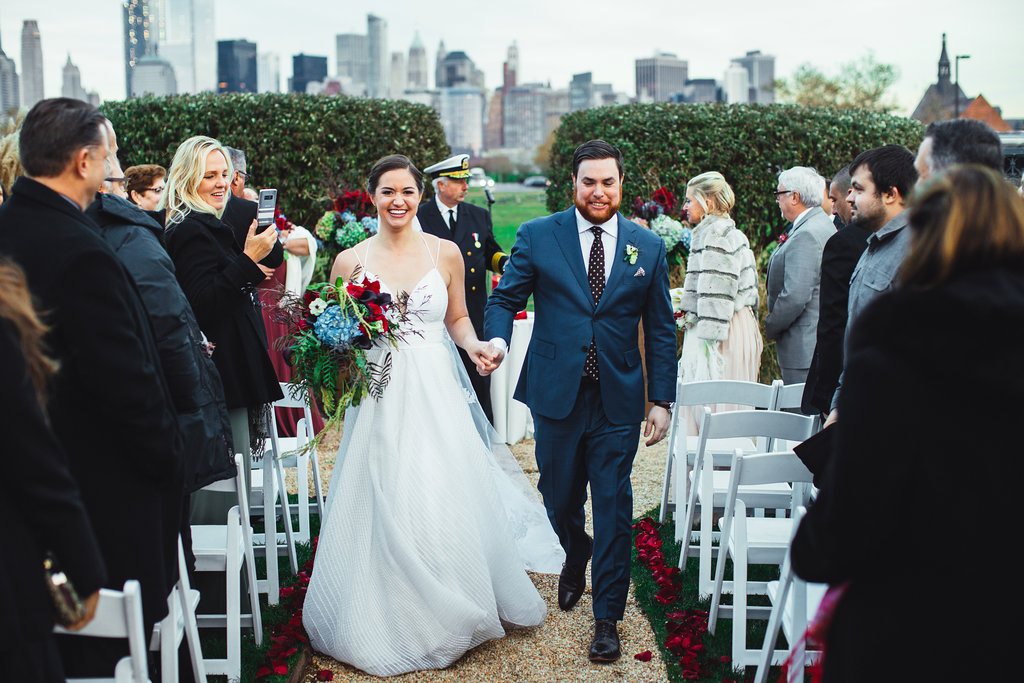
[336,221,368,249]
[679,226,692,251]
[340,210,357,224]
[650,214,685,250]
[361,216,379,234]
[314,306,362,350]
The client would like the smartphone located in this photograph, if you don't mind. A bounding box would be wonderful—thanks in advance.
[256,188,277,231]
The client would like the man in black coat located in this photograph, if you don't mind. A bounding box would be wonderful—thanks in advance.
[418,154,507,423]
[800,219,870,415]
[0,98,183,676]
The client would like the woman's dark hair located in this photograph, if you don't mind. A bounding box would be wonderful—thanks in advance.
[0,258,57,407]
[367,155,424,194]
[901,165,1024,289]
[572,139,624,178]
[19,98,107,178]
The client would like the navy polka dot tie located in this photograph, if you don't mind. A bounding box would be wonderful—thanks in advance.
[584,225,605,380]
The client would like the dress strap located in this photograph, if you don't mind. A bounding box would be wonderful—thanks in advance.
[354,239,372,271]
[421,233,440,268]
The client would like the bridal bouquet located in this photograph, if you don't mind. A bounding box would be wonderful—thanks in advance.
[270,274,417,452]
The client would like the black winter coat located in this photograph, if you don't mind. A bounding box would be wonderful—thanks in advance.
[164,209,283,408]
[0,319,106,654]
[0,177,183,627]
[791,265,1024,682]
[85,194,235,491]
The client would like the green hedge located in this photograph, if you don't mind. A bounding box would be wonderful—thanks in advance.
[548,103,924,249]
[100,93,450,228]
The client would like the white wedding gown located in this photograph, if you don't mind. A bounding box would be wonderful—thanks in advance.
[303,237,564,677]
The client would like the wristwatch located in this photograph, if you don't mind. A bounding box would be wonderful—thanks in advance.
[653,400,674,410]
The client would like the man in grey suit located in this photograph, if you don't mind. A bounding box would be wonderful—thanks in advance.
[765,166,837,385]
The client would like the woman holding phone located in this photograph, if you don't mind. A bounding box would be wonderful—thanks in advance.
[162,136,283,492]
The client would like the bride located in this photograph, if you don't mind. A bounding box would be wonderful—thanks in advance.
[302,155,564,676]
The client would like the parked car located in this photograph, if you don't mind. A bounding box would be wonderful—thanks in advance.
[468,167,495,188]
[522,175,550,187]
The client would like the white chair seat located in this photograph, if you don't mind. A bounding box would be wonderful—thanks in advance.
[190,524,237,571]
[690,470,794,509]
[724,517,795,564]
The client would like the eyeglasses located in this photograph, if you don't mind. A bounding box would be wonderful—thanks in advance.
[141,185,165,195]
[105,177,128,187]
[773,190,793,197]
[236,170,250,180]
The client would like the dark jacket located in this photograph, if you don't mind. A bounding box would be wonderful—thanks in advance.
[86,194,235,491]
[0,319,106,650]
[418,199,507,335]
[801,223,870,415]
[164,209,283,408]
[222,193,285,272]
[0,177,183,627]
[791,265,1024,682]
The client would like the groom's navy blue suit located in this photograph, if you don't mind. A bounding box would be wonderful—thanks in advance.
[484,207,677,619]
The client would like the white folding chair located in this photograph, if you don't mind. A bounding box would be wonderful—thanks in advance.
[707,451,815,669]
[658,378,781,525]
[149,536,207,682]
[677,408,815,597]
[754,509,826,683]
[54,580,151,683]
[191,453,263,679]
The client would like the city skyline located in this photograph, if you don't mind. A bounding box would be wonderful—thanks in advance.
[0,0,1021,116]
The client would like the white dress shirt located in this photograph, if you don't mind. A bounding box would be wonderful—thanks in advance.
[436,195,458,230]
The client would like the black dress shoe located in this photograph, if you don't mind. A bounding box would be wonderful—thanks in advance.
[558,560,587,611]
[589,618,621,663]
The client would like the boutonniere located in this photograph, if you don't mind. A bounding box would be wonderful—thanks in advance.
[777,231,789,245]
[623,244,639,265]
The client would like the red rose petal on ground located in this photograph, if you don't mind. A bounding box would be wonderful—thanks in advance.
[273,663,288,675]
[316,671,335,681]
[634,650,653,662]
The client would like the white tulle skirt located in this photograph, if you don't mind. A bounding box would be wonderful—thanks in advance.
[302,334,564,676]
[679,306,764,434]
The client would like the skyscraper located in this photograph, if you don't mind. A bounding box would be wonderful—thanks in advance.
[217,40,257,93]
[123,1,158,98]
[503,42,518,90]
[0,32,20,115]
[435,40,447,92]
[336,34,369,96]
[132,55,177,96]
[634,52,687,103]
[390,52,406,98]
[258,52,280,93]
[62,55,87,102]
[290,54,327,94]
[159,0,216,93]
[733,50,775,103]
[406,31,427,91]
[440,87,483,157]
[437,51,477,88]
[723,62,749,104]
[21,20,44,109]
[367,14,388,98]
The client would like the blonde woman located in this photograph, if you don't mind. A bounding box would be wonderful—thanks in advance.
[679,172,762,429]
[161,136,282,526]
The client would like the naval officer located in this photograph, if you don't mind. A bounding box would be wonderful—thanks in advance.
[417,153,508,423]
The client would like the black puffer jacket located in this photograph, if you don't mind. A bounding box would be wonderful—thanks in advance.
[86,193,234,491]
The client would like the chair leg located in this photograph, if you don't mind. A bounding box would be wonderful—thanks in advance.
[296,454,311,544]
[262,455,280,606]
[658,449,674,524]
[274,455,298,574]
[159,590,178,683]
[225,508,242,680]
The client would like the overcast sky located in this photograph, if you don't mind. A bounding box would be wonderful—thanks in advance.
[2,0,1021,117]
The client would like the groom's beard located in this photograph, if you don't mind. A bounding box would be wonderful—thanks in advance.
[574,195,620,225]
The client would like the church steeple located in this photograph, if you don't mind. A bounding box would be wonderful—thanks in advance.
[938,33,951,84]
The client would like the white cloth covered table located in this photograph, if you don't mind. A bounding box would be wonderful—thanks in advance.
[490,313,534,444]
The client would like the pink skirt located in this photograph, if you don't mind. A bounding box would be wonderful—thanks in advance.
[680,306,764,435]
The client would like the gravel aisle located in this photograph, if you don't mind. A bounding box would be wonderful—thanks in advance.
[293,430,671,682]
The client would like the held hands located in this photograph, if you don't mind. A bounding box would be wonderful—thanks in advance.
[242,218,277,263]
[823,409,838,429]
[257,264,275,280]
[470,341,505,376]
[644,405,671,446]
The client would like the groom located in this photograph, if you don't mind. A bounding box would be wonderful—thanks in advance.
[483,140,677,662]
